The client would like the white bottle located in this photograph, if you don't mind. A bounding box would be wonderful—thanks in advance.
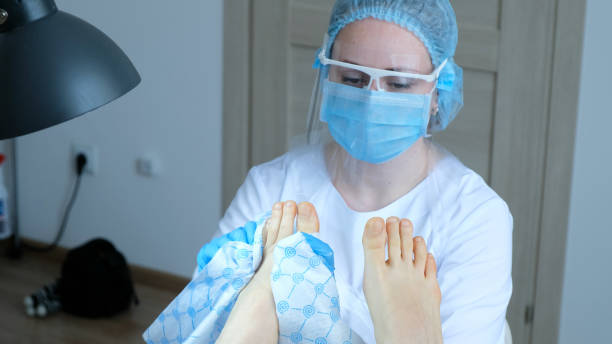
[0,154,11,240]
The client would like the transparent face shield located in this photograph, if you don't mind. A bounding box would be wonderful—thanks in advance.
[299,37,452,219]
[306,37,447,142]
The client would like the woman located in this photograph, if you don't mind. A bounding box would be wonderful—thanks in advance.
[218,0,512,343]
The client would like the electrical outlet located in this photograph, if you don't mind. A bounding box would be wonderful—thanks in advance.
[136,155,160,178]
[72,144,98,175]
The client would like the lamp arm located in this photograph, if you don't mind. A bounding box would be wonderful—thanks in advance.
[8,139,21,258]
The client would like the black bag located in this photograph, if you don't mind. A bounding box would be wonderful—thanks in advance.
[56,238,139,318]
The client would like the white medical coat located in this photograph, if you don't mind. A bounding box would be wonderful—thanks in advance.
[215,145,513,344]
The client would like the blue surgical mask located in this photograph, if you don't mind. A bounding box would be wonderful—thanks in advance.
[320,79,432,164]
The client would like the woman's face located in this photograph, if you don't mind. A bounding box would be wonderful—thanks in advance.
[331,18,438,109]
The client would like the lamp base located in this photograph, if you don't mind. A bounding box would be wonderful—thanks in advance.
[6,234,23,259]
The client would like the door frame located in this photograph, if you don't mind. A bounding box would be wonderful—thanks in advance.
[221,0,586,342]
[531,0,586,342]
[222,0,251,210]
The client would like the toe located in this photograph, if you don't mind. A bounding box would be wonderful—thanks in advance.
[400,219,414,261]
[386,217,401,262]
[425,253,438,280]
[278,201,297,239]
[413,236,428,271]
[426,254,442,303]
[297,202,320,234]
[363,217,387,263]
[264,202,283,247]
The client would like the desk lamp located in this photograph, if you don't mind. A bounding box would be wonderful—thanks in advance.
[0,0,141,256]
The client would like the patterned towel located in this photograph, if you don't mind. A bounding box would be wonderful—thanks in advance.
[143,213,362,344]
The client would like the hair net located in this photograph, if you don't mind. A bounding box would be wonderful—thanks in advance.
[324,0,463,131]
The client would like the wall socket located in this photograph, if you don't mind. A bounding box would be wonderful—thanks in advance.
[136,155,161,178]
[72,144,98,175]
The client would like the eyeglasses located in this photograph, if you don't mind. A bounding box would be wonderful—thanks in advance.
[318,48,447,94]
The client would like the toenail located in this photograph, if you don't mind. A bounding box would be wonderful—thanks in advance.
[285,202,294,209]
[387,217,398,223]
[374,220,383,232]
[366,219,382,234]
[298,203,313,216]
[274,203,282,210]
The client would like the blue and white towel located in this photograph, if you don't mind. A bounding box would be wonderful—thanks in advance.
[143,213,363,344]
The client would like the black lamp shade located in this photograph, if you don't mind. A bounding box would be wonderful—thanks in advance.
[0,0,141,140]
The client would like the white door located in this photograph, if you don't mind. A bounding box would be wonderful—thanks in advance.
[224,0,573,342]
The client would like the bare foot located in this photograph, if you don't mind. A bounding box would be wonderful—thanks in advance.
[296,201,320,234]
[243,201,320,298]
[362,217,443,344]
[218,201,320,344]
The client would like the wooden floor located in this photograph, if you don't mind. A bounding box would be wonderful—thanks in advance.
[0,240,188,344]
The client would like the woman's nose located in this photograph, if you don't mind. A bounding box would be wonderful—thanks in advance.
[368,79,381,91]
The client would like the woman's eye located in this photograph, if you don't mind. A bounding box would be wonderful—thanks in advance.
[342,76,367,86]
[390,82,411,89]
[385,77,415,90]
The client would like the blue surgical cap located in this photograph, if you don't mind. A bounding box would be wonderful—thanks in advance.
[325,0,464,131]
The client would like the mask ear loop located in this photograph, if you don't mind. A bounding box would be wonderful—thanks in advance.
[424,84,440,138]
